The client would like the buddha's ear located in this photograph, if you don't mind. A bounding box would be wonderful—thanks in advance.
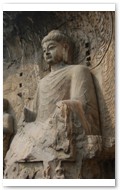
[62,43,69,63]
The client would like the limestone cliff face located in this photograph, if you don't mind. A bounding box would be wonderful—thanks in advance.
[3,11,115,179]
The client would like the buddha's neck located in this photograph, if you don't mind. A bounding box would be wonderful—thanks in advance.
[50,62,67,72]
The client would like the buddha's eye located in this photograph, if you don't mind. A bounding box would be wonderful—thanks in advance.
[48,45,56,50]
[43,44,56,53]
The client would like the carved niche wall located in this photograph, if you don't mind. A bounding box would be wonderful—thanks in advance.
[3,11,115,179]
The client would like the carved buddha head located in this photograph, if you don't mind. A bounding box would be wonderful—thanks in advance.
[41,30,73,65]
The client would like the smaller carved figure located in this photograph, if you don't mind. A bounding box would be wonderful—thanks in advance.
[3,99,14,159]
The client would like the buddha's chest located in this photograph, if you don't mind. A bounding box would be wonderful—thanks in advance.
[36,68,71,120]
[40,69,71,105]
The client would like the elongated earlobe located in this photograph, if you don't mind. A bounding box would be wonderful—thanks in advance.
[62,45,69,63]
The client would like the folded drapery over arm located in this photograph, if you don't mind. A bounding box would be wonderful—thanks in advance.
[71,65,98,110]
[67,65,100,135]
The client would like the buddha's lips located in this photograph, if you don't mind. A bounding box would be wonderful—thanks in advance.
[45,55,52,60]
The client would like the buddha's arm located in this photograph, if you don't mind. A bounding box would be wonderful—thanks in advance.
[56,65,100,135]
[23,83,40,122]
[70,65,97,109]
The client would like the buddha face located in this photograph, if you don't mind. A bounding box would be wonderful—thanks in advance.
[42,40,65,65]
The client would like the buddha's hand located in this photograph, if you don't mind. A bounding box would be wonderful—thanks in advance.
[55,100,70,120]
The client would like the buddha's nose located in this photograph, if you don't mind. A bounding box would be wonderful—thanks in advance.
[46,51,50,55]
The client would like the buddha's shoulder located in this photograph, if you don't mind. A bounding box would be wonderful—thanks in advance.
[69,64,90,74]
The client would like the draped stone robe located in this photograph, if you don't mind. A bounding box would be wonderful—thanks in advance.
[4,64,101,178]
[34,64,100,131]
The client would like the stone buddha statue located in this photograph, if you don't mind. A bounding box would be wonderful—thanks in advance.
[4,30,101,179]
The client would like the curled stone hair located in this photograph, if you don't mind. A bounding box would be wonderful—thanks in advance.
[41,30,74,64]
[41,30,71,46]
